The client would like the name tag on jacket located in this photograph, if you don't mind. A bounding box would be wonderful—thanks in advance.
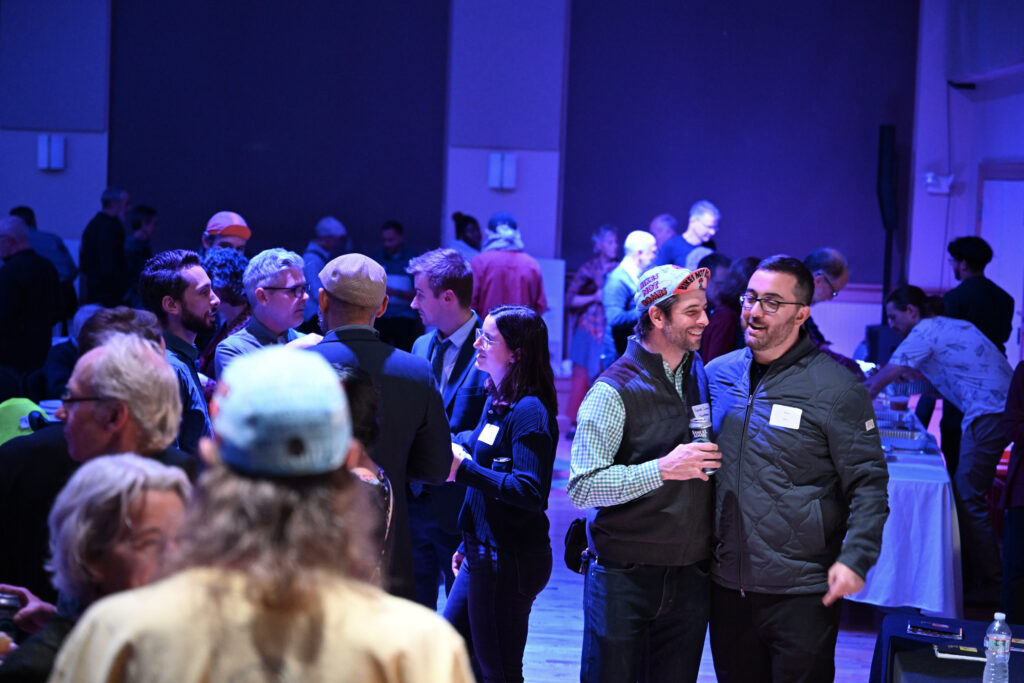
[769,404,802,430]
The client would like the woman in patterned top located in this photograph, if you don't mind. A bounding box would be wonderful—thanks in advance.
[565,225,618,438]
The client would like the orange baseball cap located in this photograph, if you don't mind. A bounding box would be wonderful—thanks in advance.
[205,211,251,240]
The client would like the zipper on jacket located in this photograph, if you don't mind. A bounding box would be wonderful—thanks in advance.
[736,367,767,597]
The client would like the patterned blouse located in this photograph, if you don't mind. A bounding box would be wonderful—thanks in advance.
[566,257,617,340]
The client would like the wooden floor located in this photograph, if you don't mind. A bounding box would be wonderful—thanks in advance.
[512,403,882,681]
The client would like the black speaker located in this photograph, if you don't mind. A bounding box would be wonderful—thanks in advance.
[877,125,898,233]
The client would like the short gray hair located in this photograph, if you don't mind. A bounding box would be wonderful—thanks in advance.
[689,200,720,220]
[87,334,181,454]
[46,453,191,606]
[243,248,305,306]
[315,216,346,238]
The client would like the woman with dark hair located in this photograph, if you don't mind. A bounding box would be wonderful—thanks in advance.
[443,305,558,683]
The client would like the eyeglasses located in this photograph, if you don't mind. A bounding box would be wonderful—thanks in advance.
[60,391,113,405]
[474,328,498,348]
[263,284,308,299]
[739,294,806,315]
[816,271,839,299]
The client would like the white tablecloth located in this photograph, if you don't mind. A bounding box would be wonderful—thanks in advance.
[848,425,963,617]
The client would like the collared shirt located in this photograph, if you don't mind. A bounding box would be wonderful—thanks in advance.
[214,315,302,378]
[568,352,690,508]
[163,331,211,455]
[435,315,477,393]
[889,316,1013,427]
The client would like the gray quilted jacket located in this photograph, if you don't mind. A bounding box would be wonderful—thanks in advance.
[706,332,889,595]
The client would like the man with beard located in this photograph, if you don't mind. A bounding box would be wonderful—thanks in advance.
[214,248,318,376]
[140,250,220,455]
[569,265,721,683]
[706,256,888,682]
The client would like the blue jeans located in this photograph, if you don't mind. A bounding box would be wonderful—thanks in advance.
[581,557,710,683]
[443,536,552,683]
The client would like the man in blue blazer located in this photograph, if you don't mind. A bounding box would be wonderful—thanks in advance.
[310,253,451,602]
[408,248,489,608]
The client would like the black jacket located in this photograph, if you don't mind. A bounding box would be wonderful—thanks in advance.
[706,332,889,595]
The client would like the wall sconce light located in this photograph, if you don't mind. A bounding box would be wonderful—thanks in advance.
[923,171,953,195]
[37,134,66,171]
[488,152,517,190]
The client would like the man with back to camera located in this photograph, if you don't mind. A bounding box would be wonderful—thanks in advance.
[707,255,888,682]
[406,248,489,608]
[601,229,657,368]
[214,248,317,377]
[866,284,1012,603]
[303,216,348,325]
[79,187,130,306]
[647,213,678,251]
[0,215,60,379]
[311,253,451,601]
[10,205,79,323]
[569,264,721,682]
[656,200,720,270]
[139,250,220,455]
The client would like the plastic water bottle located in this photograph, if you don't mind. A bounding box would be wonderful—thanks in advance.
[983,612,1012,683]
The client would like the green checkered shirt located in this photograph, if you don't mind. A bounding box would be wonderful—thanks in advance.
[567,356,690,508]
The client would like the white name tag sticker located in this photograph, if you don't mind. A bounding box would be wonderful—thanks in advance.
[769,404,802,430]
[478,423,500,445]
[865,419,875,432]
[692,403,711,422]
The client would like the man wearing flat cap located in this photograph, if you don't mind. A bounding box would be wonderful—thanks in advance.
[568,265,721,682]
[311,253,452,601]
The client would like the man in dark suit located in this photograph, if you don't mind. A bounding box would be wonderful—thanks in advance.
[79,187,130,306]
[407,248,489,608]
[310,253,451,601]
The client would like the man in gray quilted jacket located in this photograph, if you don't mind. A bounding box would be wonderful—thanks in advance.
[706,255,889,683]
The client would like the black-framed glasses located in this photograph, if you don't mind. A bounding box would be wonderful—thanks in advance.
[263,284,308,299]
[739,294,806,315]
[816,271,839,299]
[60,391,113,405]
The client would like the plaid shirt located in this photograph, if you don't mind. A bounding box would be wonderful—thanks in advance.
[567,354,689,508]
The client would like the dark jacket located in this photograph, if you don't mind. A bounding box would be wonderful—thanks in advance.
[706,331,889,595]
[79,212,127,307]
[311,325,451,600]
[0,249,60,375]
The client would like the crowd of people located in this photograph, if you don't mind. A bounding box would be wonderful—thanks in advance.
[0,189,1020,682]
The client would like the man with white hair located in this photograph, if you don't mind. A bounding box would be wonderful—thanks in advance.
[656,200,720,270]
[312,253,451,601]
[0,215,60,377]
[50,347,473,683]
[601,229,657,368]
[214,248,318,376]
[303,216,348,323]
[0,333,190,604]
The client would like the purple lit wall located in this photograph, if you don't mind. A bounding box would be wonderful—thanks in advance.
[108,3,449,255]
[562,1,920,283]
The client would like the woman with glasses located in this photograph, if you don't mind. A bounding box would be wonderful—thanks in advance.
[443,305,558,683]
